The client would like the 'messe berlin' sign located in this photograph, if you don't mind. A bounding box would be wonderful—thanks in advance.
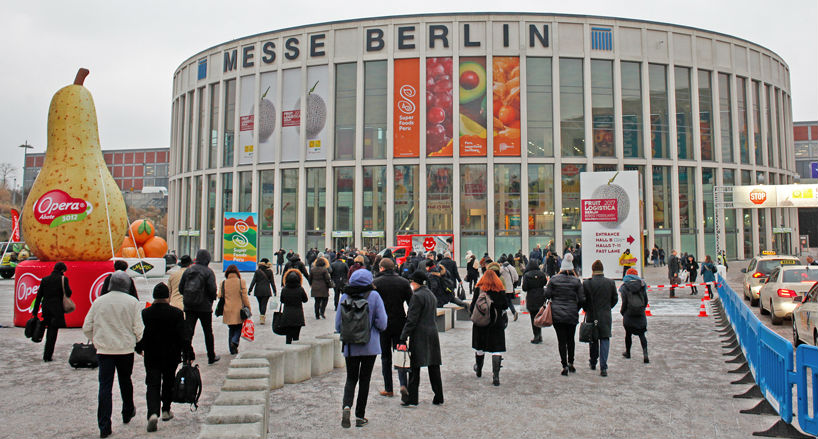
[221,23,550,72]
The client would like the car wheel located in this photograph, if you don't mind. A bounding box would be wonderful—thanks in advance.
[750,295,759,307]
[770,300,783,325]
[0,270,12,279]
[793,321,803,346]
[760,298,770,315]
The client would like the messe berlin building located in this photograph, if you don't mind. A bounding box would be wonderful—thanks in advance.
[168,13,797,263]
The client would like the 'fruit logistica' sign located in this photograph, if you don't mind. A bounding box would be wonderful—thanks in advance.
[32,189,92,228]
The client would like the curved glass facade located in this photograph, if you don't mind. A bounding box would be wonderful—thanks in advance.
[169,13,797,262]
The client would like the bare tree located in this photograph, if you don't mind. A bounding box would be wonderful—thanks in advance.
[0,163,16,189]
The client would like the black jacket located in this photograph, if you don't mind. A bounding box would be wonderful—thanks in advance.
[135,302,192,368]
[279,278,308,328]
[438,257,460,283]
[469,288,509,352]
[179,249,218,313]
[545,255,558,277]
[248,265,276,297]
[372,270,413,337]
[275,250,286,264]
[544,273,585,325]
[620,279,649,332]
[399,285,442,367]
[521,263,548,312]
[684,259,699,281]
[465,256,479,282]
[32,271,72,328]
[101,272,138,299]
[283,258,309,281]
[330,260,349,287]
[668,254,681,277]
[582,274,618,339]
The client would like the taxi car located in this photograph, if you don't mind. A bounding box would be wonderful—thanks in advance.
[741,254,800,306]
[758,265,818,325]
[792,282,818,346]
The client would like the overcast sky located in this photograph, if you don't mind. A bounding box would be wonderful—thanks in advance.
[1,0,815,182]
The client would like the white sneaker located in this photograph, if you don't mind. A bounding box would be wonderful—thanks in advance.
[147,414,158,432]
[161,410,174,421]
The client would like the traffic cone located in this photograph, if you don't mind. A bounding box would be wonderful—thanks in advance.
[521,298,528,315]
[644,303,653,317]
[703,287,711,301]
[698,298,709,317]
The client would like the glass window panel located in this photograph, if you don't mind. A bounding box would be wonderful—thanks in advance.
[363,61,387,159]
[649,64,669,159]
[334,167,355,231]
[427,165,453,233]
[335,63,357,160]
[495,164,521,257]
[206,174,217,255]
[675,67,693,160]
[624,164,647,239]
[306,168,326,251]
[622,61,643,158]
[752,81,762,165]
[222,173,233,214]
[561,164,584,238]
[362,166,386,231]
[719,73,734,163]
[766,84,774,166]
[679,167,697,251]
[591,60,614,157]
[737,77,750,164]
[197,87,206,170]
[698,70,714,161]
[208,83,220,168]
[652,165,671,230]
[461,164,488,259]
[722,169,738,258]
[280,169,299,250]
[526,57,553,157]
[258,170,274,259]
[186,92,194,172]
[193,175,202,230]
[560,58,585,157]
[223,79,236,167]
[238,171,252,212]
[528,164,555,252]
[775,90,782,168]
[394,165,419,235]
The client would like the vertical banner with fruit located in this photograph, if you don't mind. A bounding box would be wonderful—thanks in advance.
[426,57,453,157]
[459,57,487,156]
[492,56,521,156]
[394,58,420,158]
[281,68,301,162]
[238,75,255,165]
[223,212,258,272]
[580,171,640,279]
[258,71,278,163]
[304,65,328,161]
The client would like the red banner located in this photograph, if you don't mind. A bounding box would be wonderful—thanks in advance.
[492,56,521,156]
[10,209,19,242]
[394,58,420,158]
[582,199,619,222]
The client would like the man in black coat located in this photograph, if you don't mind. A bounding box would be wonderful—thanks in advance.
[438,251,461,285]
[667,250,681,298]
[135,283,192,431]
[179,249,219,364]
[101,260,138,299]
[284,254,309,280]
[330,257,349,310]
[372,258,413,397]
[582,260,618,377]
[275,249,286,275]
[398,270,443,406]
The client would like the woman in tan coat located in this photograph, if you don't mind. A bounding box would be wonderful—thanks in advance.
[219,264,250,355]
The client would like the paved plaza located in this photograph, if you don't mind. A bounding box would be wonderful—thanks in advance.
[0,263,789,438]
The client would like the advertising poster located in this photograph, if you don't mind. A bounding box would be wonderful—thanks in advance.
[580,171,641,279]
[593,115,615,156]
[223,212,258,272]
[281,68,301,162]
[394,58,420,158]
[426,57,453,157]
[304,65,329,160]
[492,56,521,156]
[258,71,278,163]
[458,57,487,156]
[732,184,818,209]
[238,75,255,165]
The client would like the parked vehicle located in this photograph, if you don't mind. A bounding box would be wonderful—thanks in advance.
[792,283,818,346]
[758,265,818,325]
[0,242,29,279]
[741,254,800,306]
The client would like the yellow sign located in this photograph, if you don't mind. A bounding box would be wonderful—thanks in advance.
[244,144,254,153]
[309,140,321,149]
[761,250,776,255]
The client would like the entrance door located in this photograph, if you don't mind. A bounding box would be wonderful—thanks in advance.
[334,237,350,251]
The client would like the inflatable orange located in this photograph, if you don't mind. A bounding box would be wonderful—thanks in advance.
[121,247,139,258]
[141,236,168,258]
[129,219,155,245]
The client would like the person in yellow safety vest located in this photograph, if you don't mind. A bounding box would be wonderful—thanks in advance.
[619,249,637,278]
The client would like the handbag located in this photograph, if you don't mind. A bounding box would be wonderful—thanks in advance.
[533,301,553,327]
[393,347,411,370]
[68,341,98,368]
[579,320,598,343]
[26,317,45,343]
[241,319,255,341]
[61,276,75,314]
[214,297,225,317]
[457,283,466,300]
[240,305,252,321]
[272,304,287,335]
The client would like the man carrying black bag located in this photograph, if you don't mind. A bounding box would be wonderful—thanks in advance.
[135,283,193,433]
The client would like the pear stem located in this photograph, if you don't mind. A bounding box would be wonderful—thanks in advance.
[74,68,90,86]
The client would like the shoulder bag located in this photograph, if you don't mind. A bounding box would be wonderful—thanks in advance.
[272,303,287,335]
[578,285,597,343]
[214,281,225,317]
[62,276,76,314]
[533,300,553,327]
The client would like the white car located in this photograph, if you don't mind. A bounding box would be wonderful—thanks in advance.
[741,255,800,306]
[758,265,818,325]
[792,283,818,346]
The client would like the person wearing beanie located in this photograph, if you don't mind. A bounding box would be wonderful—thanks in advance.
[581,260,618,376]
[618,249,637,278]
[544,255,585,376]
[336,268,388,428]
[620,268,649,363]
[135,283,192,432]
[168,255,192,311]
[279,269,309,344]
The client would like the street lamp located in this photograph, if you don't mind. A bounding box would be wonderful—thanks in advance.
[19,141,34,202]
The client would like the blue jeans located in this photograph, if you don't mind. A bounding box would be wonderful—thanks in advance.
[97,354,135,433]
[228,324,242,354]
[589,338,610,371]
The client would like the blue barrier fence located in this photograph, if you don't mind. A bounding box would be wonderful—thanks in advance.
[716,275,816,434]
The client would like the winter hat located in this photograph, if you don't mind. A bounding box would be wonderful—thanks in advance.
[487,262,502,273]
[560,258,574,272]
[349,269,374,287]
[153,283,170,299]
[627,268,639,276]
[109,271,131,293]
[410,270,428,285]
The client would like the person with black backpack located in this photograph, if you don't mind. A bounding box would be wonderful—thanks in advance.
[179,249,219,365]
[335,270,387,428]
[135,283,192,432]
[620,268,649,364]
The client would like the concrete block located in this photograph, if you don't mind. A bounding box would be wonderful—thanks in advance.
[237,349,285,390]
[278,344,312,384]
[435,308,452,332]
[294,338,334,376]
[221,378,269,392]
[214,390,268,406]
[206,404,265,424]
[443,304,462,328]
[316,333,345,368]
[228,358,269,369]
[198,421,264,439]
[227,367,270,380]
[454,301,472,321]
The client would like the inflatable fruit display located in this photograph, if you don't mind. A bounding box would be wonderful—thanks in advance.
[129,219,155,245]
[118,219,167,258]
[21,68,128,261]
[140,236,168,258]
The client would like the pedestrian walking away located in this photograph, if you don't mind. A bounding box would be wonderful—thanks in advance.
[620,268,649,364]
[82,272,144,438]
[372,258,413,397]
[330,256,349,310]
[667,250,681,298]
[544,257,585,376]
[248,258,276,324]
[278,269,309,344]
[31,262,72,362]
[309,257,333,319]
[168,255,192,311]
[135,283,193,432]
[582,260,618,376]
[487,260,518,320]
[400,270,445,402]
[469,269,510,386]
[179,249,220,364]
[336,270,388,428]
[521,260,547,344]
[218,265,250,355]
[101,259,139,299]
[464,251,480,296]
